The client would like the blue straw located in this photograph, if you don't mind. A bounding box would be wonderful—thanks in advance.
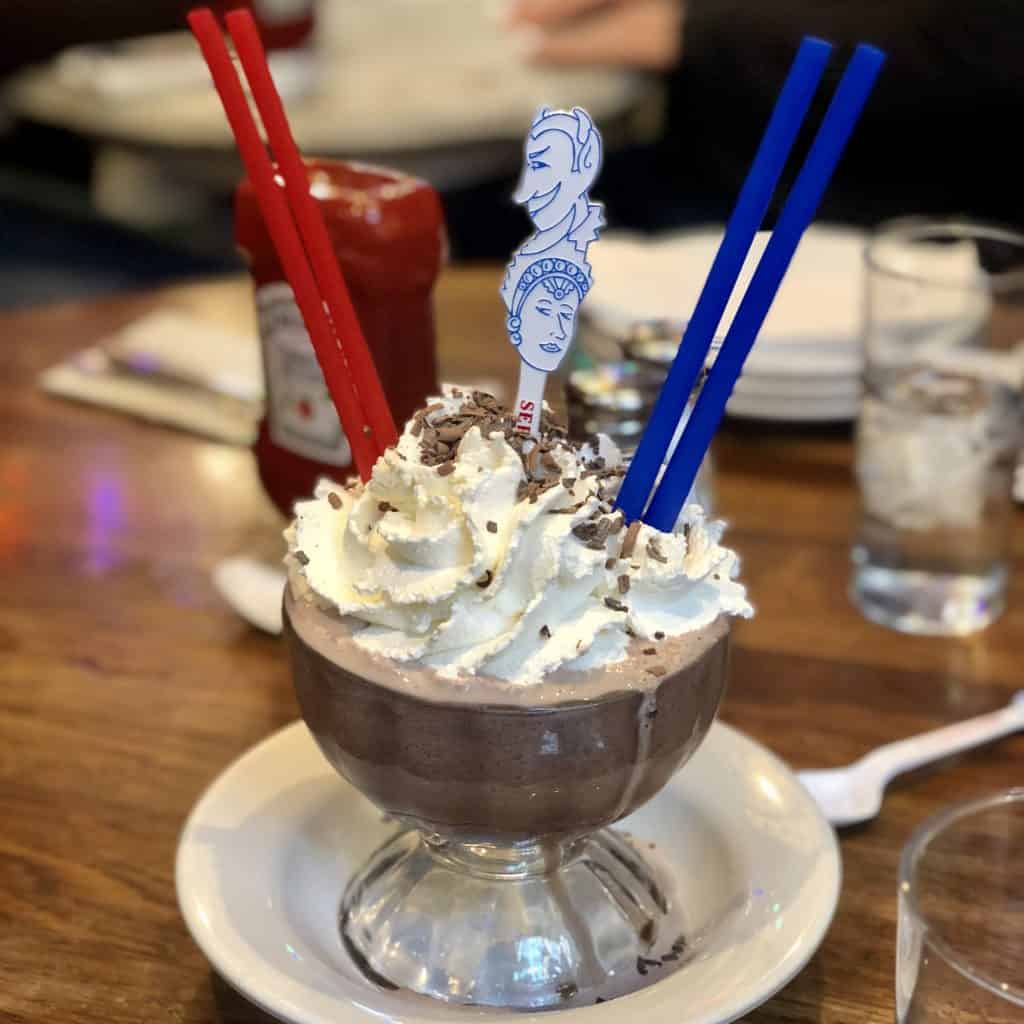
[614,36,833,523]
[643,43,886,533]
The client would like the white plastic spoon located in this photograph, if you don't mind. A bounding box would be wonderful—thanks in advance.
[213,557,286,635]
[799,691,1024,827]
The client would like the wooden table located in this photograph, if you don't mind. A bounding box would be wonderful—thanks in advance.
[2,269,1021,1024]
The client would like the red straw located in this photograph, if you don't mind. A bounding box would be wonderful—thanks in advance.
[225,9,399,452]
[187,8,379,480]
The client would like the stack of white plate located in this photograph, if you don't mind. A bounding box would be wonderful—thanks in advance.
[585,225,867,422]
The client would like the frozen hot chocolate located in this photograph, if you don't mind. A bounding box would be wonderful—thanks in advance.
[281,389,753,1008]
[283,390,751,839]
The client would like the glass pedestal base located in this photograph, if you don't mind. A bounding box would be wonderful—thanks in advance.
[341,827,686,1010]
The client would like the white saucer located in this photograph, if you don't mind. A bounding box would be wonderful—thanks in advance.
[177,720,840,1024]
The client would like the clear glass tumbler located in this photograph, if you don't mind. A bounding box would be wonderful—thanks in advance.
[565,320,716,512]
[897,790,1024,1023]
[851,220,1024,635]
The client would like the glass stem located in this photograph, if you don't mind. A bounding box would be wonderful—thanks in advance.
[421,831,588,880]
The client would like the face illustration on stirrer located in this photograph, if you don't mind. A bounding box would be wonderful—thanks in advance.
[501,107,604,436]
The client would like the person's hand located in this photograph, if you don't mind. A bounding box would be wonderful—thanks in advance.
[503,0,683,71]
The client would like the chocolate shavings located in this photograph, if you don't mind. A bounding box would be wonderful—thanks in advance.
[646,537,668,563]
[620,520,641,559]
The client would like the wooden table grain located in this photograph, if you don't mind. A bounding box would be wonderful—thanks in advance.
[1,269,1021,1024]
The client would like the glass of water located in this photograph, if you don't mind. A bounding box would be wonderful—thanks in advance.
[897,790,1024,1023]
[851,220,1024,634]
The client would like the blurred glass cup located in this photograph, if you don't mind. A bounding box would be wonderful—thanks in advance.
[851,220,1024,635]
[897,789,1024,1023]
[566,320,715,512]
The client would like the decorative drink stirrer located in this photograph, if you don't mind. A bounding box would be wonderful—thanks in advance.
[501,107,604,437]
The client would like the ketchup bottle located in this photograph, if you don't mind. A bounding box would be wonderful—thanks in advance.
[236,159,446,515]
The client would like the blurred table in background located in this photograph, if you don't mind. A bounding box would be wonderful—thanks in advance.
[1,268,1022,1024]
[4,0,656,268]
[7,1,651,186]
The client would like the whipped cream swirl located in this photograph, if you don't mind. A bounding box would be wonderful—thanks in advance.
[287,391,751,684]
